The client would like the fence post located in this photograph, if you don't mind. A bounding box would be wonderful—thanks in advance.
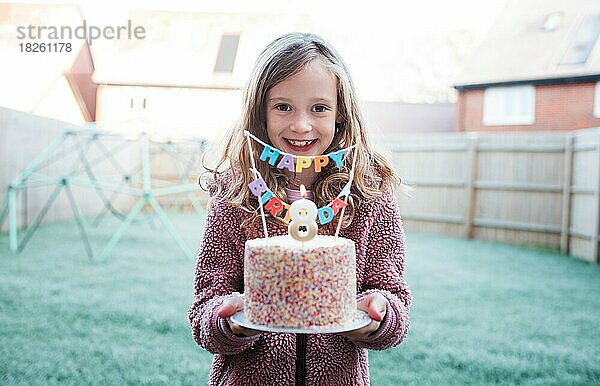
[594,130,600,263]
[560,133,573,254]
[463,133,479,239]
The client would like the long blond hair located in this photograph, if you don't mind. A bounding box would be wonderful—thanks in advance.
[202,32,401,229]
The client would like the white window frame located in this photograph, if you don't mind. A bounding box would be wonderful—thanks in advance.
[483,85,535,126]
[594,81,600,118]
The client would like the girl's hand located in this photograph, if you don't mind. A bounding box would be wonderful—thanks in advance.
[217,294,261,337]
[338,292,387,341]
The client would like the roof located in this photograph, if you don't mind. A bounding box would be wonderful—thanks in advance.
[454,0,600,89]
[91,9,296,89]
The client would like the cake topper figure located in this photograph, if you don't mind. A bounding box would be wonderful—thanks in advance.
[287,185,318,242]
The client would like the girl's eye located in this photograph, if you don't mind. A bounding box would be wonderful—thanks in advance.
[313,105,329,113]
[275,104,291,111]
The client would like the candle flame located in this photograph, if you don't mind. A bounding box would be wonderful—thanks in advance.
[300,184,307,198]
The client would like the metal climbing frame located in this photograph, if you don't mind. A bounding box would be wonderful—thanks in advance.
[0,129,206,262]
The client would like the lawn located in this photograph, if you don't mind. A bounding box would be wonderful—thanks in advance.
[1,211,599,385]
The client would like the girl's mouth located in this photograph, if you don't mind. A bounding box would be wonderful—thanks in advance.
[284,138,318,153]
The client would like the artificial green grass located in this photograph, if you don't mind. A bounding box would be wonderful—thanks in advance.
[1,212,599,385]
[373,233,600,385]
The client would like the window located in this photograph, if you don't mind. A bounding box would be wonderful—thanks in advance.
[560,13,600,66]
[595,81,600,118]
[543,12,562,32]
[483,85,535,125]
[214,33,240,73]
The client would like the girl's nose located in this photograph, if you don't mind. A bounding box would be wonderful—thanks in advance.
[290,113,312,133]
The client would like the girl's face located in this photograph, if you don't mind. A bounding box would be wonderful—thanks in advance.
[265,60,337,157]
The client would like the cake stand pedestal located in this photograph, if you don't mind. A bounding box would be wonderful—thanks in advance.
[230,309,371,385]
[295,333,307,386]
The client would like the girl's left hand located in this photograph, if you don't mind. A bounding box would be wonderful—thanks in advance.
[338,292,387,340]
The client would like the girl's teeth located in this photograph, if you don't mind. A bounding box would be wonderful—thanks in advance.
[288,139,313,146]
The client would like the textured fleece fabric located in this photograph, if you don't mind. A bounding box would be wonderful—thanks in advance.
[188,178,411,386]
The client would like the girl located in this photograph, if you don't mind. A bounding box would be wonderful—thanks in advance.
[188,32,411,385]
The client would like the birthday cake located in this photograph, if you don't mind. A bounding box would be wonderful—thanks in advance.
[244,235,357,329]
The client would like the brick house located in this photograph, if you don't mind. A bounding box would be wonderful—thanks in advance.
[454,0,600,132]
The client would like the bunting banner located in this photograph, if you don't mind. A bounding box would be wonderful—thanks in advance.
[244,131,355,226]
[245,131,356,174]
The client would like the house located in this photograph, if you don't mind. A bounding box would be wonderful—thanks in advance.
[454,0,600,132]
[93,9,293,140]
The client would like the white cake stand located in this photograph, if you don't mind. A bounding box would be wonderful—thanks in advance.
[229,308,372,334]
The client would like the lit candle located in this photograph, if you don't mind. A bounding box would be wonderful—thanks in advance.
[288,184,318,242]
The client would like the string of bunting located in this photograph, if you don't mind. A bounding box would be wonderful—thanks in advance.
[245,131,356,173]
[244,130,355,226]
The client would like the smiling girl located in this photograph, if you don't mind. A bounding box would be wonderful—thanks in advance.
[188,32,411,386]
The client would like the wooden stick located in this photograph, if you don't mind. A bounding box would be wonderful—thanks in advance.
[335,142,359,237]
[245,132,269,238]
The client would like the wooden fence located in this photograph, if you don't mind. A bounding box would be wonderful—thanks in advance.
[2,104,598,263]
[378,127,600,263]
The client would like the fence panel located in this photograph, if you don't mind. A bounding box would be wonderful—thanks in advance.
[376,127,600,263]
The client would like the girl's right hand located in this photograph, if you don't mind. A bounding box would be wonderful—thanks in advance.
[217,294,261,337]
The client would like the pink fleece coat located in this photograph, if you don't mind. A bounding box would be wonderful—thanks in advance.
[188,179,411,385]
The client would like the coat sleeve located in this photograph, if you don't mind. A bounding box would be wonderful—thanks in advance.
[187,198,260,355]
[352,183,412,350]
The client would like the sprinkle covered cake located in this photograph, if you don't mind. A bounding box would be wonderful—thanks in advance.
[244,235,357,329]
